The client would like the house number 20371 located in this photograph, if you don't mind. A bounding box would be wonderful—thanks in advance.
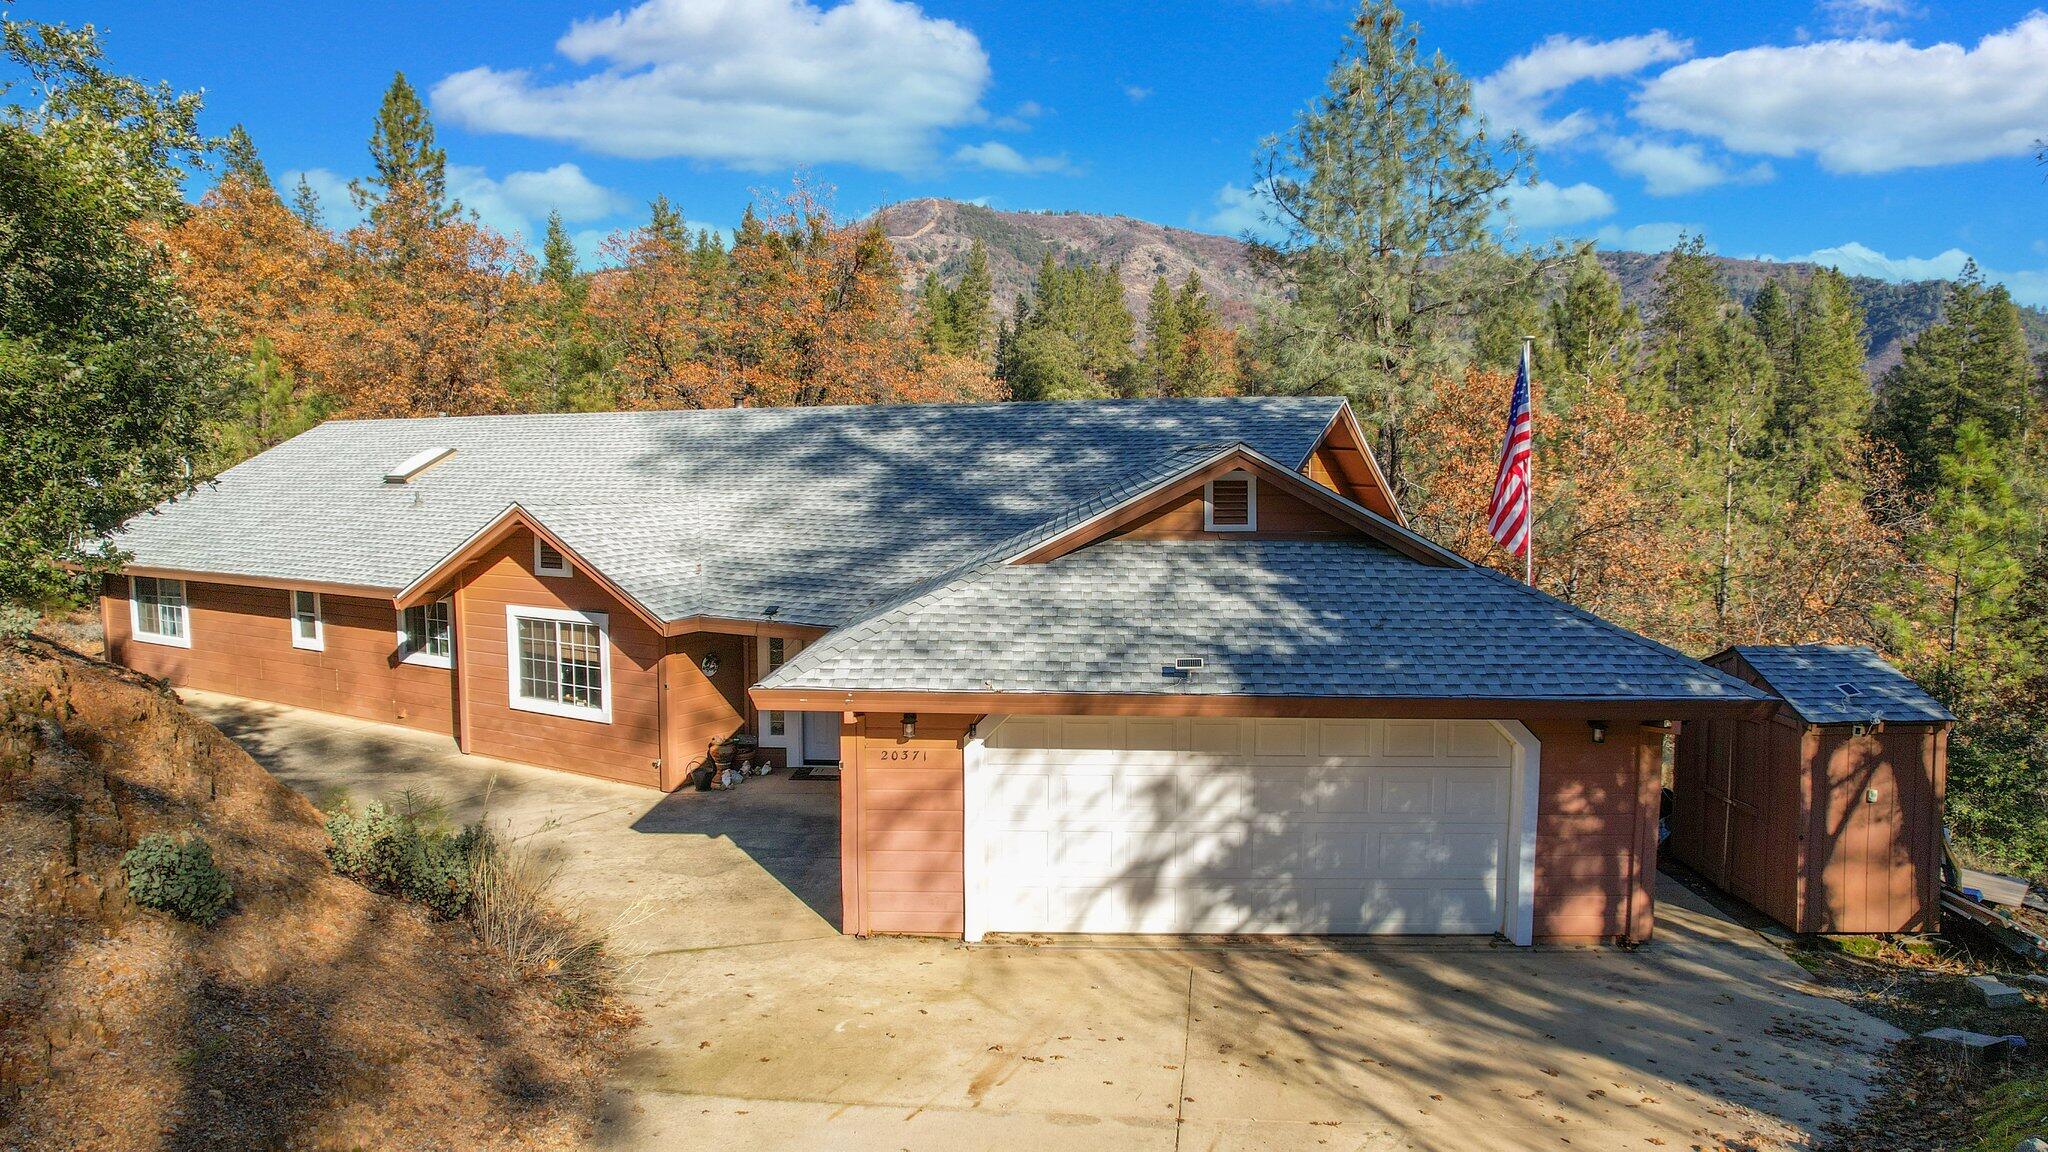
[878,749,927,761]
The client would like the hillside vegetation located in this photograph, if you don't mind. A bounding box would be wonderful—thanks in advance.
[0,639,633,1149]
[875,197,2048,378]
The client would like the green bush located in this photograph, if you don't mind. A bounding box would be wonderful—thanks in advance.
[122,832,233,924]
[324,798,493,919]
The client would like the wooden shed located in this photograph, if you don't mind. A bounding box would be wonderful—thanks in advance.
[1671,645,1953,935]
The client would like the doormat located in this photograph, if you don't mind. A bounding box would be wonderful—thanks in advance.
[791,762,842,781]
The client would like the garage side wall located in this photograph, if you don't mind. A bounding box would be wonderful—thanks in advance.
[841,712,973,937]
[1529,720,1663,942]
[103,576,456,735]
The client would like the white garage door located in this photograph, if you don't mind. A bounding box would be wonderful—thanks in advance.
[968,716,1516,936]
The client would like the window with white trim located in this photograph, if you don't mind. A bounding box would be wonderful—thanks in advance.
[399,597,453,668]
[533,538,571,578]
[1204,471,1257,532]
[507,606,609,722]
[291,590,324,651]
[130,577,190,647]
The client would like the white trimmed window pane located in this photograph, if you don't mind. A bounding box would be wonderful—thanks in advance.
[558,621,603,709]
[518,619,559,702]
[293,591,319,641]
[135,577,186,638]
[425,600,451,657]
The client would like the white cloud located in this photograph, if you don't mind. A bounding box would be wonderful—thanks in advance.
[1817,0,1916,38]
[990,100,1046,132]
[1759,240,2048,307]
[448,163,631,242]
[1605,138,1773,196]
[952,141,1072,175]
[1593,221,1697,252]
[1124,84,1152,102]
[1497,180,1615,229]
[1474,31,1691,146]
[1201,182,1269,236]
[433,0,992,173]
[1633,14,2048,173]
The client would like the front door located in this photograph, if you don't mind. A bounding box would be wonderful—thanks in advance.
[802,711,842,764]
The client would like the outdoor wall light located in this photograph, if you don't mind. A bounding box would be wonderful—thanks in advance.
[1589,720,1607,744]
[902,713,918,739]
[699,653,720,677]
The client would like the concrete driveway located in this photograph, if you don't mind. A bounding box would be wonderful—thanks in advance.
[188,690,1902,1152]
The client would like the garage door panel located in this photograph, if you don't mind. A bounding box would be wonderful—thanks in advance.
[972,716,1513,936]
[1377,828,1504,879]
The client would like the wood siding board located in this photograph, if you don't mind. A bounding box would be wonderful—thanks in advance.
[104,579,455,736]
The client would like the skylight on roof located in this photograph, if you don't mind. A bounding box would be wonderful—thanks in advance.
[1835,683,1865,698]
[383,447,454,484]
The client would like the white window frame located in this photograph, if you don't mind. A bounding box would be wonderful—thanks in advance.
[1203,470,1258,533]
[129,576,192,648]
[398,597,454,669]
[533,537,572,579]
[290,589,324,651]
[506,605,611,724]
[756,634,800,757]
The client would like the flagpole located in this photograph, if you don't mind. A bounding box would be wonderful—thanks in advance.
[1521,336,1535,588]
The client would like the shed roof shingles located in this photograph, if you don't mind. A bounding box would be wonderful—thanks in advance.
[766,537,1769,704]
[1731,645,1955,725]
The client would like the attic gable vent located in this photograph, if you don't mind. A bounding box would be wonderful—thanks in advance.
[383,446,454,484]
[533,538,571,579]
[1204,471,1256,532]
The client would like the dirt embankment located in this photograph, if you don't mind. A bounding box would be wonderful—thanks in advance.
[0,638,634,1150]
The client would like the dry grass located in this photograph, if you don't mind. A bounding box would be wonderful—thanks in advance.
[466,836,649,1010]
[0,637,638,1150]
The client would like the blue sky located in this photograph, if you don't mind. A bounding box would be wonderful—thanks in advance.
[48,0,2048,302]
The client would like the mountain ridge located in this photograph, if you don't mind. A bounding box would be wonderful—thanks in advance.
[872,197,2047,377]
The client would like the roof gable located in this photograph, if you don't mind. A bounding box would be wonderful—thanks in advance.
[1009,443,1463,568]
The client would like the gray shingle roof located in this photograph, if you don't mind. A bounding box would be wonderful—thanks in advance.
[111,397,1343,627]
[1730,645,1955,725]
[764,537,1770,705]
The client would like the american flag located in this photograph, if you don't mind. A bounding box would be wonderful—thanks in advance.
[1486,345,1534,567]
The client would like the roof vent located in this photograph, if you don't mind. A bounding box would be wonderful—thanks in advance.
[383,447,454,484]
[1205,472,1256,532]
[1835,683,1865,698]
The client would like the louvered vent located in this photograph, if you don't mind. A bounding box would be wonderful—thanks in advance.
[534,539,571,577]
[1207,474,1254,531]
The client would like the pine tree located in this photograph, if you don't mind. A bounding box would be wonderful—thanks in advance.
[914,272,956,354]
[1547,247,1640,400]
[291,174,323,229]
[1002,256,1135,401]
[950,240,995,356]
[355,72,448,219]
[1136,275,1186,397]
[1873,262,2035,492]
[1748,279,1795,382]
[542,211,579,293]
[1774,267,1869,483]
[222,124,272,193]
[1249,0,1536,497]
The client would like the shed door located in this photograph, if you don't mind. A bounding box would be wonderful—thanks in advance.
[969,717,1513,935]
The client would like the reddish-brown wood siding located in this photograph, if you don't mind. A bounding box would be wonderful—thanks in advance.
[841,711,972,937]
[836,711,1663,943]
[660,632,749,791]
[454,529,665,788]
[1106,481,1359,542]
[1528,720,1663,942]
[1671,651,1945,934]
[103,575,455,735]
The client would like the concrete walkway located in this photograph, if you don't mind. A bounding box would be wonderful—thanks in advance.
[187,690,1902,1152]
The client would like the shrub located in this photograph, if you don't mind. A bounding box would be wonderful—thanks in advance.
[122,832,233,924]
[325,798,494,919]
